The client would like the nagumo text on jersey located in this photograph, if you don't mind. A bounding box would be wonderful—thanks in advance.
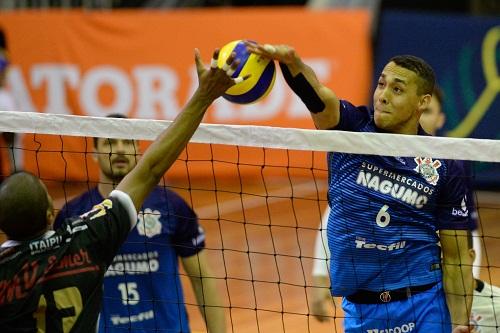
[356,162,433,209]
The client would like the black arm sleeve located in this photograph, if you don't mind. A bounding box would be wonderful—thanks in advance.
[280,62,326,114]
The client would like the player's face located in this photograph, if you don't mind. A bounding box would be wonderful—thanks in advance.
[373,62,430,134]
[419,96,445,135]
[95,138,139,181]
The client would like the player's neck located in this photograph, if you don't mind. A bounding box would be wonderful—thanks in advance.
[393,122,419,135]
[97,182,113,198]
[97,175,121,198]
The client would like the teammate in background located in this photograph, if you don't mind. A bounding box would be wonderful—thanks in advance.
[247,42,475,333]
[0,33,22,179]
[418,85,445,136]
[55,113,226,333]
[417,86,482,279]
[309,86,483,322]
[420,86,482,279]
[467,231,500,333]
[0,48,245,332]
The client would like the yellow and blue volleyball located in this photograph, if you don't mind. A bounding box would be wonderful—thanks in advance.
[217,40,276,104]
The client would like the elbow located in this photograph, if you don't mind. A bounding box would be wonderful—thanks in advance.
[313,111,339,130]
[312,96,340,130]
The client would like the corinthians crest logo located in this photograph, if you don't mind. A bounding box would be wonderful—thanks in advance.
[137,208,162,238]
[414,157,441,185]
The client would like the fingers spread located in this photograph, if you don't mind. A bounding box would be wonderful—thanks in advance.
[204,48,249,87]
[194,48,204,73]
[233,73,251,84]
[226,67,236,77]
[221,62,230,72]
[210,49,220,69]
[217,52,240,78]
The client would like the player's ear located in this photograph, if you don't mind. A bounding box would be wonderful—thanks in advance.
[46,194,55,229]
[417,94,431,116]
[46,207,55,228]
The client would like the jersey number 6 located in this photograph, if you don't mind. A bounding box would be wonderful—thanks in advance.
[376,205,391,228]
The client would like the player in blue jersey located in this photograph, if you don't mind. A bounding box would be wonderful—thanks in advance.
[246,42,475,333]
[55,114,226,333]
[310,85,483,325]
[0,48,245,332]
[310,85,451,321]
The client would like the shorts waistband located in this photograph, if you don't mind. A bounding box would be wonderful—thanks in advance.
[345,282,438,304]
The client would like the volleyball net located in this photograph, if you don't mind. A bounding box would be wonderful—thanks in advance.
[1,110,500,332]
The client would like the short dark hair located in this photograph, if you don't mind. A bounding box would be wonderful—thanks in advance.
[389,55,436,96]
[0,172,49,240]
[93,113,128,147]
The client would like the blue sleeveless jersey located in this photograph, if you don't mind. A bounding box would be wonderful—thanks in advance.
[328,101,475,296]
[55,187,204,333]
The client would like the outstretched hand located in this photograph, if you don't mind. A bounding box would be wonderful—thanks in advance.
[244,41,297,65]
[194,48,250,102]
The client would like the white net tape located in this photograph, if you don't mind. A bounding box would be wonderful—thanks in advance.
[2,110,500,162]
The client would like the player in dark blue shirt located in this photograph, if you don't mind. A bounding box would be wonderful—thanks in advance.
[0,48,245,333]
[55,116,226,332]
[247,43,474,333]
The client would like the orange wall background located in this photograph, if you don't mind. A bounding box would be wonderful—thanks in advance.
[0,8,372,181]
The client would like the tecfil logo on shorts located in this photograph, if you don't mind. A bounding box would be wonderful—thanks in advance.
[355,238,406,251]
[366,322,415,333]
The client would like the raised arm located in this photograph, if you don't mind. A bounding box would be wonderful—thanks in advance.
[245,42,340,129]
[117,49,245,211]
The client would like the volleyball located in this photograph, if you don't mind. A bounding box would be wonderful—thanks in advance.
[217,40,276,104]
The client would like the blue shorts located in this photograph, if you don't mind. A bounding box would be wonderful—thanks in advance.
[342,282,451,333]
